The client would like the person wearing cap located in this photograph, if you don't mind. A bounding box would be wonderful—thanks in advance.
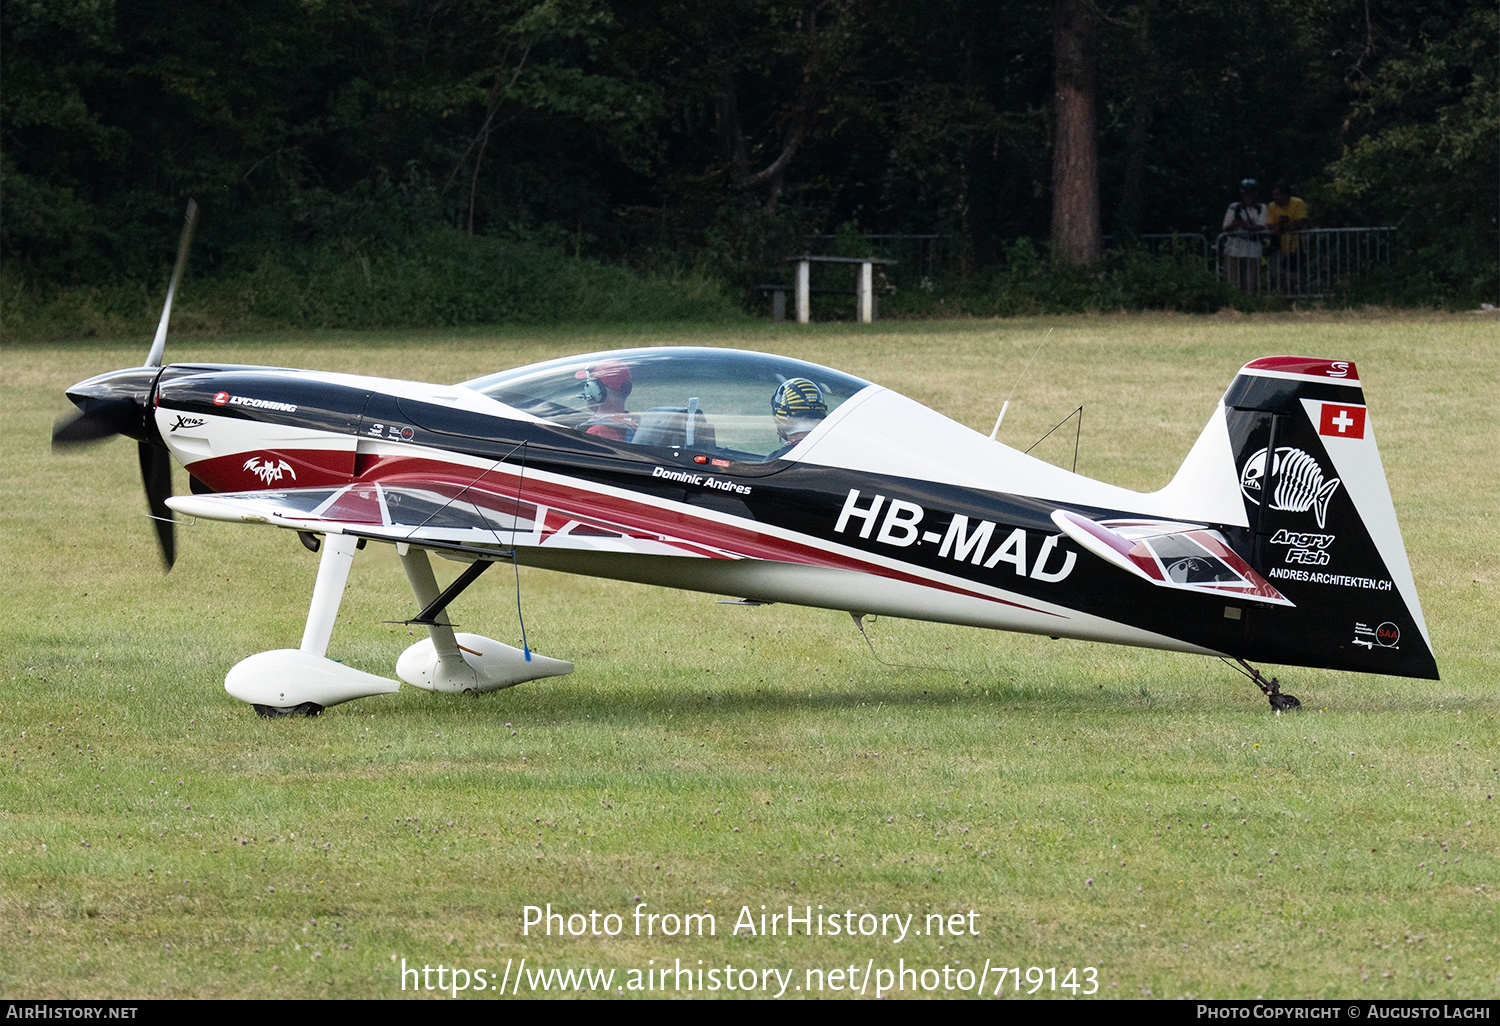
[769,377,828,458]
[574,359,637,441]
[1222,179,1267,292]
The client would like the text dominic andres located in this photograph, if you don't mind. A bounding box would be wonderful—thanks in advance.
[523,903,981,943]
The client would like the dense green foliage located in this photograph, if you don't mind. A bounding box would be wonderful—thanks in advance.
[1,228,741,340]
[3,0,1495,333]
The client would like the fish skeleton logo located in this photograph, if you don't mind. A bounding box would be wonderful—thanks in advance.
[243,457,296,484]
[1239,447,1340,529]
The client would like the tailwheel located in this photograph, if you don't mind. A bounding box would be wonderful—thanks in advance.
[252,702,324,719]
[1224,658,1300,712]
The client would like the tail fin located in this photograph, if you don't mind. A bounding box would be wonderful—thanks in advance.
[1159,357,1436,679]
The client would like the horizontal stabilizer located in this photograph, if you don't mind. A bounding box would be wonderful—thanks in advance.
[1051,510,1292,606]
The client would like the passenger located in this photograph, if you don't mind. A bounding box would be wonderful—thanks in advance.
[770,377,827,457]
[575,359,637,440]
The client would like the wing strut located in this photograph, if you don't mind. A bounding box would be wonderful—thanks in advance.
[405,558,494,626]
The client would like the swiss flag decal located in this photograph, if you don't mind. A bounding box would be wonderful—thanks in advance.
[1319,403,1366,438]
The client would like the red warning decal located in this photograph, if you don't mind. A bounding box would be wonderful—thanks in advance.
[1318,403,1366,439]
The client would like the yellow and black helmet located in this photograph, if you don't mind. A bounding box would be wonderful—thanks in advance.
[771,377,827,440]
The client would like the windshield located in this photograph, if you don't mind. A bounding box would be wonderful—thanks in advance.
[462,347,870,463]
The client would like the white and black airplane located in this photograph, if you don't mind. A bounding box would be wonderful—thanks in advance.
[54,207,1437,716]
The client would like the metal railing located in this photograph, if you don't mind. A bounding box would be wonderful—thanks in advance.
[1215,227,1396,299]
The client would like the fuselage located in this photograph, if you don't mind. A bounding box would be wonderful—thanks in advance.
[146,347,1438,681]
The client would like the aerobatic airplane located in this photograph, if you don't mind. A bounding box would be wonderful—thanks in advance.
[54,205,1437,716]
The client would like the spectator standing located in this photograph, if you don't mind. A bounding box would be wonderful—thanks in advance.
[1266,182,1309,295]
[1222,178,1268,291]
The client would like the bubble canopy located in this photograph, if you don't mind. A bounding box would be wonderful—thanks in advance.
[462,347,871,463]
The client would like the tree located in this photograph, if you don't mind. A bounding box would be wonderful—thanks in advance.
[1324,1,1498,298]
[1050,0,1101,264]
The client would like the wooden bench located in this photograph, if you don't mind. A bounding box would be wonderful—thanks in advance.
[765,255,897,323]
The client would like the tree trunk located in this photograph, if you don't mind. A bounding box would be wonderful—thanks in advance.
[1051,0,1101,264]
[1117,0,1157,236]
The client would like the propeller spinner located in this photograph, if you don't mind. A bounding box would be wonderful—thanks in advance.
[52,199,198,570]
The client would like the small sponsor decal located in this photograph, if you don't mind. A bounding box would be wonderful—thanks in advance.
[1318,403,1367,439]
[652,465,751,495]
[1269,528,1335,565]
[170,415,206,432]
[1326,361,1351,379]
[1270,567,1393,590]
[243,456,297,485]
[366,422,416,442]
[1353,620,1400,651]
[1239,446,1341,529]
[213,391,229,405]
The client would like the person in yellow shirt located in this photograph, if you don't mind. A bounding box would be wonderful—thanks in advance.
[1266,181,1308,294]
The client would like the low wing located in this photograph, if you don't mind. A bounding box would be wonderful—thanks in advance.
[166,481,741,561]
[1051,509,1292,606]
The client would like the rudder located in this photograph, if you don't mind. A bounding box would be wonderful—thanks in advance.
[1221,357,1436,678]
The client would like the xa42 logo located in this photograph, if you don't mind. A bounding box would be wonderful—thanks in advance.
[834,490,1076,583]
[243,456,297,485]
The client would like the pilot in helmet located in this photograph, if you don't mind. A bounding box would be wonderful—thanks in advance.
[575,359,637,441]
[770,377,827,455]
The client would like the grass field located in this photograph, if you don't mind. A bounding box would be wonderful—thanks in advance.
[2,312,1497,1000]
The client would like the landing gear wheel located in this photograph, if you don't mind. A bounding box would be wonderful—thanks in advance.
[1269,692,1301,711]
[252,702,324,719]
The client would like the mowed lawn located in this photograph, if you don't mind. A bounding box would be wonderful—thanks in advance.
[1,312,1496,999]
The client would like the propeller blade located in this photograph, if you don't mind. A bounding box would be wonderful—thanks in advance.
[138,441,177,570]
[52,401,138,448]
[144,198,199,369]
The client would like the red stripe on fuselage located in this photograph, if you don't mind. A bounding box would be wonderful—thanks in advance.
[355,452,1060,617]
[186,447,355,492]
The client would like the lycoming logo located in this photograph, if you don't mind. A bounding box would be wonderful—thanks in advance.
[229,395,298,413]
[212,391,298,413]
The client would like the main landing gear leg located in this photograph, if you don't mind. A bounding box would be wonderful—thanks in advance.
[1227,657,1301,711]
[225,532,401,717]
[394,547,573,693]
